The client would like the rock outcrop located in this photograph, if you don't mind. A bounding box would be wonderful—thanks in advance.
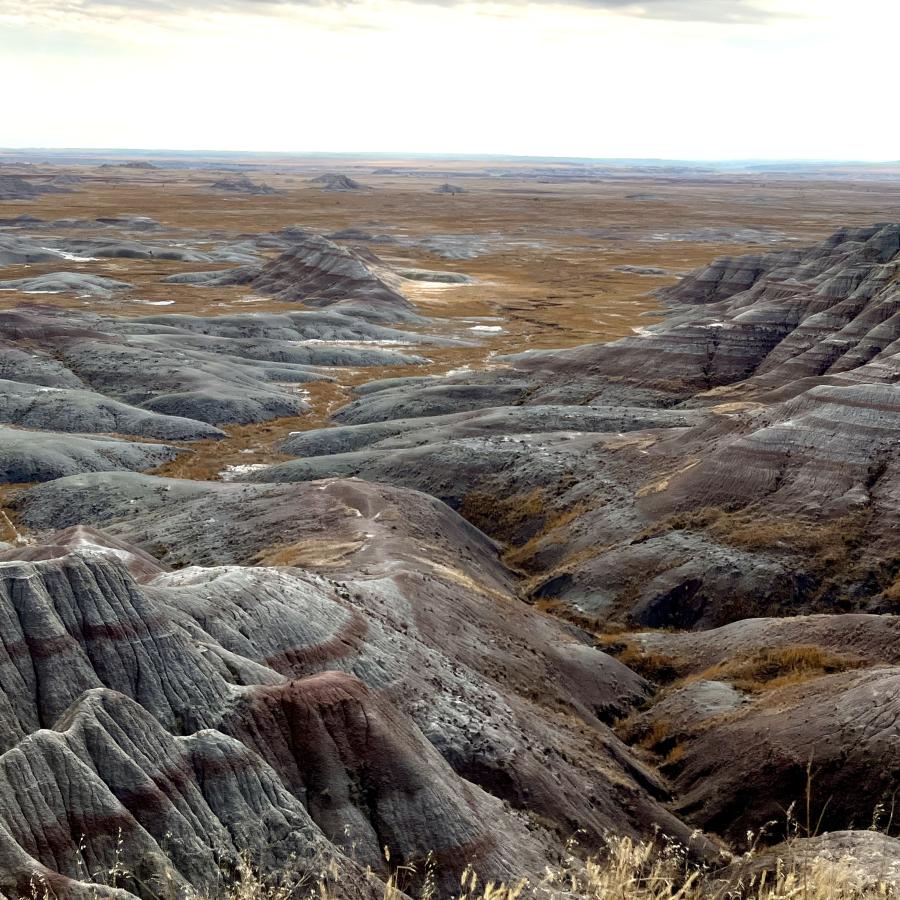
[310,173,365,191]
[0,510,698,896]
[670,668,900,843]
[0,174,67,201]
[0,273,133,298]
[209,175,281,194]
[0,306,430,447]
[0,429,184,483]
[222,231,416,321]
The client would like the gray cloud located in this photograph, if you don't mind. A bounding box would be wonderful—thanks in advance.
[47,0,778,21]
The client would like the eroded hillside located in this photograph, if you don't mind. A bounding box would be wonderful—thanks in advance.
[2,157,900,897]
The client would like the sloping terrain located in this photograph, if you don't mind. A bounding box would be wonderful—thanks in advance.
[264,224,900,631]
[220,231,417,320]
[3,162,900,898]
[0,502,694,896]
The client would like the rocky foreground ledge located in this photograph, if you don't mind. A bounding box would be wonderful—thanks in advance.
[0,503,691,898]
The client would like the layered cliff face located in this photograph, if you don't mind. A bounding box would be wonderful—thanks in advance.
[0,502,697,898]
[221,231,417,321]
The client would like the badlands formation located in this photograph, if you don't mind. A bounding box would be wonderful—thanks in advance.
[1,153,900,897]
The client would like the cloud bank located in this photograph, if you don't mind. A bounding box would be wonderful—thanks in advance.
[4,0,777,22]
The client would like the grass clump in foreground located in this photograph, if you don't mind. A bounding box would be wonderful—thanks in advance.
[220,833,895,900]
[27,829,895,900]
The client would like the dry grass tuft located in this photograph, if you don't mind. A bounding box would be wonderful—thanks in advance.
[215,834,895,900]
[598,636,684,682]
[26,831,897,900]
[503,502,589,573]
[460,488,548,545]
[634,507,871,581]
[687,645,866,693]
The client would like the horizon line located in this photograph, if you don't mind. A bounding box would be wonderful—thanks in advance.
[2,148,900,167]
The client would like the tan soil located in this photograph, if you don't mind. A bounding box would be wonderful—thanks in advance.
[3,163,900,492]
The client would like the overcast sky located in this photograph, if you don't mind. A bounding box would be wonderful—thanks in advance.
[2,0,897,159]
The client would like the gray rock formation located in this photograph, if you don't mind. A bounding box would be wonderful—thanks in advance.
[43,236,257,264]
[0,428,183,483]
[630,613,900,675]
[0,307,429,433]
[209,175,281,194]
[396,267,473,283]
[0,524,170,581]
[316,223,900,631]
[0,379,225,441]
[282,403,707,457]
[310,173,365,191]
[0,235,66,266]
[746,831,900,892]
[0,174,67,200]
[0,506,701,896]
[613,265,671,276]
[327,228,397,244]
[332,381,533,425]
[671,667,900,843]
[4,200,900,895]
[220,231,417,321]
[0,273,132,298]
[128,309,458,347]
[93,215,162,230]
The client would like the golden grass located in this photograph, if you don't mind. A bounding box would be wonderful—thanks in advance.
[503,502,588,573]
[0,483,33,545]
[685,646,866,694]
[633,506,869,569]
[601,636,864,694]
[460,488,548,545]
[47,832,893,900]
[533,596,605,634]
[598,636,683,682]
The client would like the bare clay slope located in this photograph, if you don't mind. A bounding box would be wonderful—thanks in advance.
[3,479,701,897]
[231,221,900,850]
[258,223,900,630]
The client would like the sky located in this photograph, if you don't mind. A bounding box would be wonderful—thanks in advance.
[2,0,898,160]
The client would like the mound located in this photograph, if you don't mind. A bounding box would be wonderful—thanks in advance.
[0,307,426,429]
[221,230,417,321]
[209,175,281,195]
[0,379,225,440]
[0,174,67,200]
[310,173,365,191]
[0,273,132,298]
[0,428,183,483]
[671,667,900,843]
[0,235,66,266]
